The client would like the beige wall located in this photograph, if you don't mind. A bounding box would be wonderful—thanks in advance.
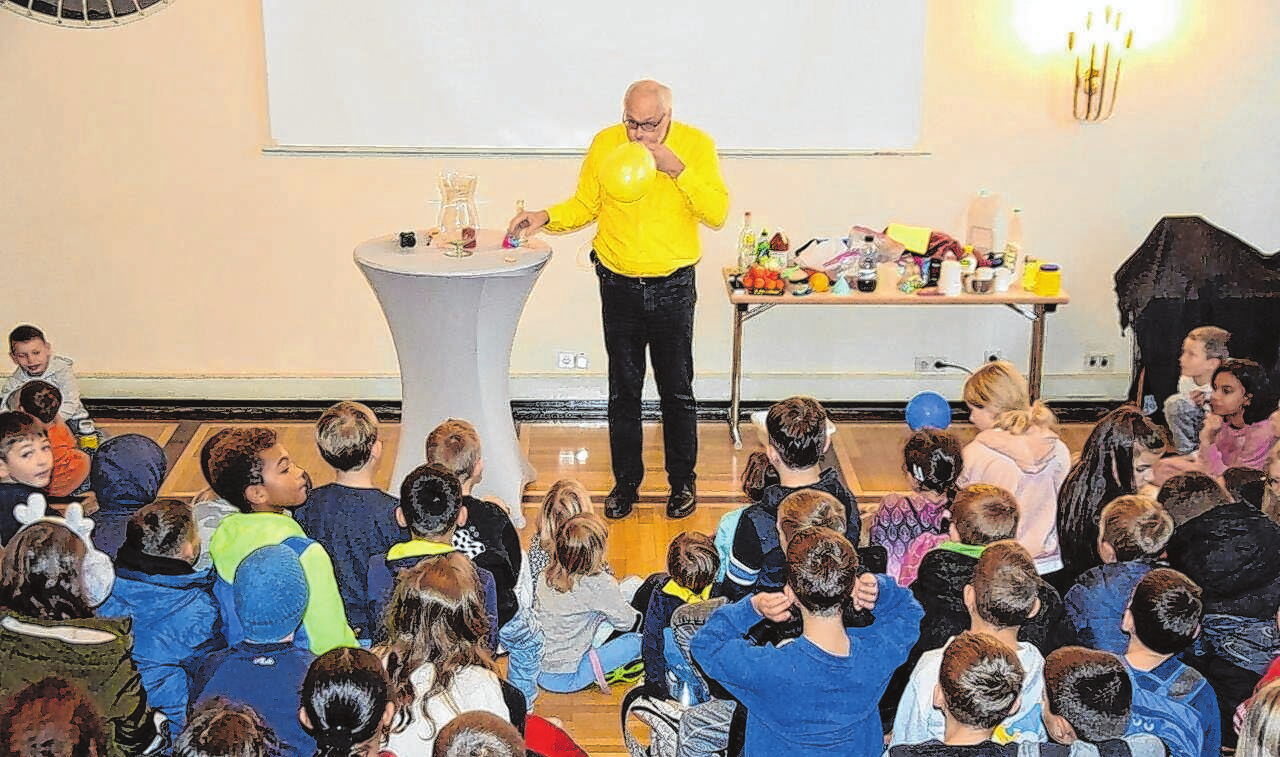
[2,1,1277,403]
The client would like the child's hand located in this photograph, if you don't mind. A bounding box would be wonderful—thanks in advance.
[1200,413,1224,448]
[1189,387,1207,406]
[77,491,99,516]
[750,591,794,622]
[851,572,879,611]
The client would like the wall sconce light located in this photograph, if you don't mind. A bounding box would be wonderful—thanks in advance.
[1068,6,1134,122]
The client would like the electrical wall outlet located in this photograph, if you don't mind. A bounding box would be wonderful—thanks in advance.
[574,353,589,370]
[556,351,575,370]
[1083,352,1115,371]
[914,356,947,374]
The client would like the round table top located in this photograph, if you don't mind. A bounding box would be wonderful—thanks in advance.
[354,229,552,278]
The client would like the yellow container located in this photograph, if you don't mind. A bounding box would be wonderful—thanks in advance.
[1035,263,1061,297]
[1021,257,1039,291]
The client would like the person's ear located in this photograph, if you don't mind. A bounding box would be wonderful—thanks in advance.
[1121,607,1134,634]
[456,505,468,527]
[1098,538,1117,564]
[472,459,485,481]
[381,701,395,727]
[1193,622,1201,640]
[395,507,407,529]
[1243,391,1253,410]
[1028,595,1042,619]
[245,484,269,508]
[962,584,976,612]
[764,442,781,468]
[0,457,10,480]
[948,522,960,541]
[932,682,946,712]
[1008,694,1022,719]
[298,707,312,729]
[371,438,384,460]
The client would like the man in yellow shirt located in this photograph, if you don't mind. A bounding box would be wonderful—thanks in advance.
[507,79,728,519]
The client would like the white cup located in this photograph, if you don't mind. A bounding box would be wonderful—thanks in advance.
[994,267,1012,292]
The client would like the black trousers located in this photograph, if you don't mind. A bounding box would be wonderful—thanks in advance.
[594,254,698,490]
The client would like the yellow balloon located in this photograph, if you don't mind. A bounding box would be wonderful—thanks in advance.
[599,141,656,203]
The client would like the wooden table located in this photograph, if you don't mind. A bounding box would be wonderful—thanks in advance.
[723,266,1070,446]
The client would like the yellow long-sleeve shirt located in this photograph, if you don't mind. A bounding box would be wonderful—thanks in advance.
[546,122,729,277]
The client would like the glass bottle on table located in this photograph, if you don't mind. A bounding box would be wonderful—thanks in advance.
[737,211,756,273]
[1003,207,1023,277]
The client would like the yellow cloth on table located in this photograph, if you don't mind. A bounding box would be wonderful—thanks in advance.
[886,223,932,254]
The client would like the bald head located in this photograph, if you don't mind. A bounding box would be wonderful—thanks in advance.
[624,79,672,112]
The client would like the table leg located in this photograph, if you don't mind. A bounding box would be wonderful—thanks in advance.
[730,303,746,449]
[1027,304,1047,402]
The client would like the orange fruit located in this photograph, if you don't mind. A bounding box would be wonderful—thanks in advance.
[810,272,830,292]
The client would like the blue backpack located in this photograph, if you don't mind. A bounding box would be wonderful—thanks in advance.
[1125,662,1207,757]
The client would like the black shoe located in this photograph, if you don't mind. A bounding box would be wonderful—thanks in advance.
[666,483,697,519]
[604,485,639,519]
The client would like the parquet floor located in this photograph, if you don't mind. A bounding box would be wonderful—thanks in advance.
[97,416,1094,757]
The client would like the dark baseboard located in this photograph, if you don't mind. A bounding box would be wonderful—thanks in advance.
[87,398,1122,425]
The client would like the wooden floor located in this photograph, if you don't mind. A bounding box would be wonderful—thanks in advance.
[98,416,1095,757]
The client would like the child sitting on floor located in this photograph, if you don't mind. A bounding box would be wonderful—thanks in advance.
[1163,326,1230,455]
[15,381,88,497]
[891,541,1048,748]
[2,325,90,430]
[296,401,404,642]
[98,499,224,740]
[719,396,859,600]
[959,361,1071,575]
[0,411,53,544]
[536,512,642,692]
[871,428,963,585]
[1122,568,1220,757]
[1064,496,1173,654]
[694,526,922,757]
[366,464,499,647]
[888,631,1023,757]
[1041,646,1165,756]
[641,531,719,700]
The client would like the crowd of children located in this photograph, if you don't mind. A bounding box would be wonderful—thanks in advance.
[2,320,1280,757]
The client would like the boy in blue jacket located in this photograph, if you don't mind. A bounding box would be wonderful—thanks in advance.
[693,526,923,757]
[1064,496,1173,653]
[98,499,224,740]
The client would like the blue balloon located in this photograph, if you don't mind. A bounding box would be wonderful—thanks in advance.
[906,391,952,430]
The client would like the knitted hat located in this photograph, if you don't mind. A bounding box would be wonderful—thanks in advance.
[234,544,309,643]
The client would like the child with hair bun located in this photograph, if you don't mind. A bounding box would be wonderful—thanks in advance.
[536,512,642,692]
[959,361,1071,575]
[299,648,393,757]
[529,479,594,591]
[870,428,963,584]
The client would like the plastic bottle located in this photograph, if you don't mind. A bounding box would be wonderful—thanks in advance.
[1003,207,1023,275]
[856,235,878,292]
[965,189,1000,258]
[737,212,756,272]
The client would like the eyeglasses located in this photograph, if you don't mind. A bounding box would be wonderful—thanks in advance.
[623,113,667,132]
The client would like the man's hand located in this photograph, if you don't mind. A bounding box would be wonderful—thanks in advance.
[506,209,550,241]
[749,591,794,622]
[644,142,685,179]
[851,572,879,611]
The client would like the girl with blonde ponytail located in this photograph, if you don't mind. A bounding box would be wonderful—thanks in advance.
[959,361,1071,575]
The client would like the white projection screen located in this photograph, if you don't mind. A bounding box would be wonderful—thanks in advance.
[261,0,926,154]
